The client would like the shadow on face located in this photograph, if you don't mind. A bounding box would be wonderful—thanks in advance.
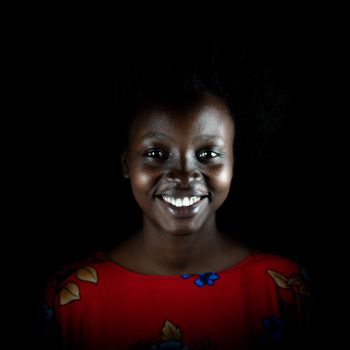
[122,94,235,235]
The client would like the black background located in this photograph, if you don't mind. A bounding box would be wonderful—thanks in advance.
[26,31,325,276]
[16,20,338,347]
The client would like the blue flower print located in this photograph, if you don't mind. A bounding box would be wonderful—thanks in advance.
[261,315,284,346]
[41,303,54,336]
[194,272,219,287]
[181,272,220,287]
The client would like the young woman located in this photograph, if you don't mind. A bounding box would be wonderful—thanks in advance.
[43,40,312,349]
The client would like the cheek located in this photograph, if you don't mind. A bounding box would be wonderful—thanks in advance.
[217,168,233,186]
[130,165,159,193]
[133,173,153,188]
[211,165,233,191]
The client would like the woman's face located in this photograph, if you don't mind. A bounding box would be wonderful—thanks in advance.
[122,95,234,235]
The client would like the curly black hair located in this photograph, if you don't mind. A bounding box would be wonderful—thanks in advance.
[102,33,293,243]
[104,33,292,166]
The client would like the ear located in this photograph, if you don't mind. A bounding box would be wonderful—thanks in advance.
[120,151,130,178]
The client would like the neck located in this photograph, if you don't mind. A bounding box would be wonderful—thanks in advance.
[134,216,231,275]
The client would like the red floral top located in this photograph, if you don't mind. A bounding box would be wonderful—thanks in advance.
[43,252,311,349]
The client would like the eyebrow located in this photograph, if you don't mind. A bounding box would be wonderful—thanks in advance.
[194,134,225,143]
[141,132,225,143]
[141,131,173,140]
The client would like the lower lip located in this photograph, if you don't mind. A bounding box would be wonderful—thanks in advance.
[156,197,209,218]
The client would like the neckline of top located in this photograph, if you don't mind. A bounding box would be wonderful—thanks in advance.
[101,251,262,279]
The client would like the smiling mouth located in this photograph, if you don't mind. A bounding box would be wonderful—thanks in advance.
[161,195,202,207]
[155,194,209,218]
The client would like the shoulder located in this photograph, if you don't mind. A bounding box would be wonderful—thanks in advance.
[244,252,311,294]
[245,251,300,272]
[44,252,114,308]
[42,252,113,342]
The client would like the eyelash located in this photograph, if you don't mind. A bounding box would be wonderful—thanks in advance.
[144,149,169,159]
[196,150,220,160]
[144,149,220,160]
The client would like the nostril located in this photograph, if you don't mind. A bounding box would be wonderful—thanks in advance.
[191,171,203,180]
[164,170,203,185]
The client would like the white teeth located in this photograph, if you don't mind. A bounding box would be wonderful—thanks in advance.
[183,197,190,206]
[162,196,202,207]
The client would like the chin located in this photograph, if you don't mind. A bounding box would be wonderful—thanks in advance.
[160,221,206,236]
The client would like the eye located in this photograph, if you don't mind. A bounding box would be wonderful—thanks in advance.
[196,150,220,160]
[144,149,169,160]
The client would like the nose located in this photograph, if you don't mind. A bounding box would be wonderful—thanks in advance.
[164,155,203,185]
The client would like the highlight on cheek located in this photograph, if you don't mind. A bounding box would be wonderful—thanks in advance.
[216,167,233,184]
[134,171,156,187]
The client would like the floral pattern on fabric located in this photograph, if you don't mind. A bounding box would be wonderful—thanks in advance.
[181,272,220,287]
[261,315,284,348]
[263,268,312,348]
[41,303,54,336]
[129,320,215,349]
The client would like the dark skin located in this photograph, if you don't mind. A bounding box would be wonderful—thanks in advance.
[109,95,252,275]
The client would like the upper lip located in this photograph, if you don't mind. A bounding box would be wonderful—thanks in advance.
[155,191,209,198]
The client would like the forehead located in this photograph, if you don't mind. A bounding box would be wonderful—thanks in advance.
[129,95,234,142]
